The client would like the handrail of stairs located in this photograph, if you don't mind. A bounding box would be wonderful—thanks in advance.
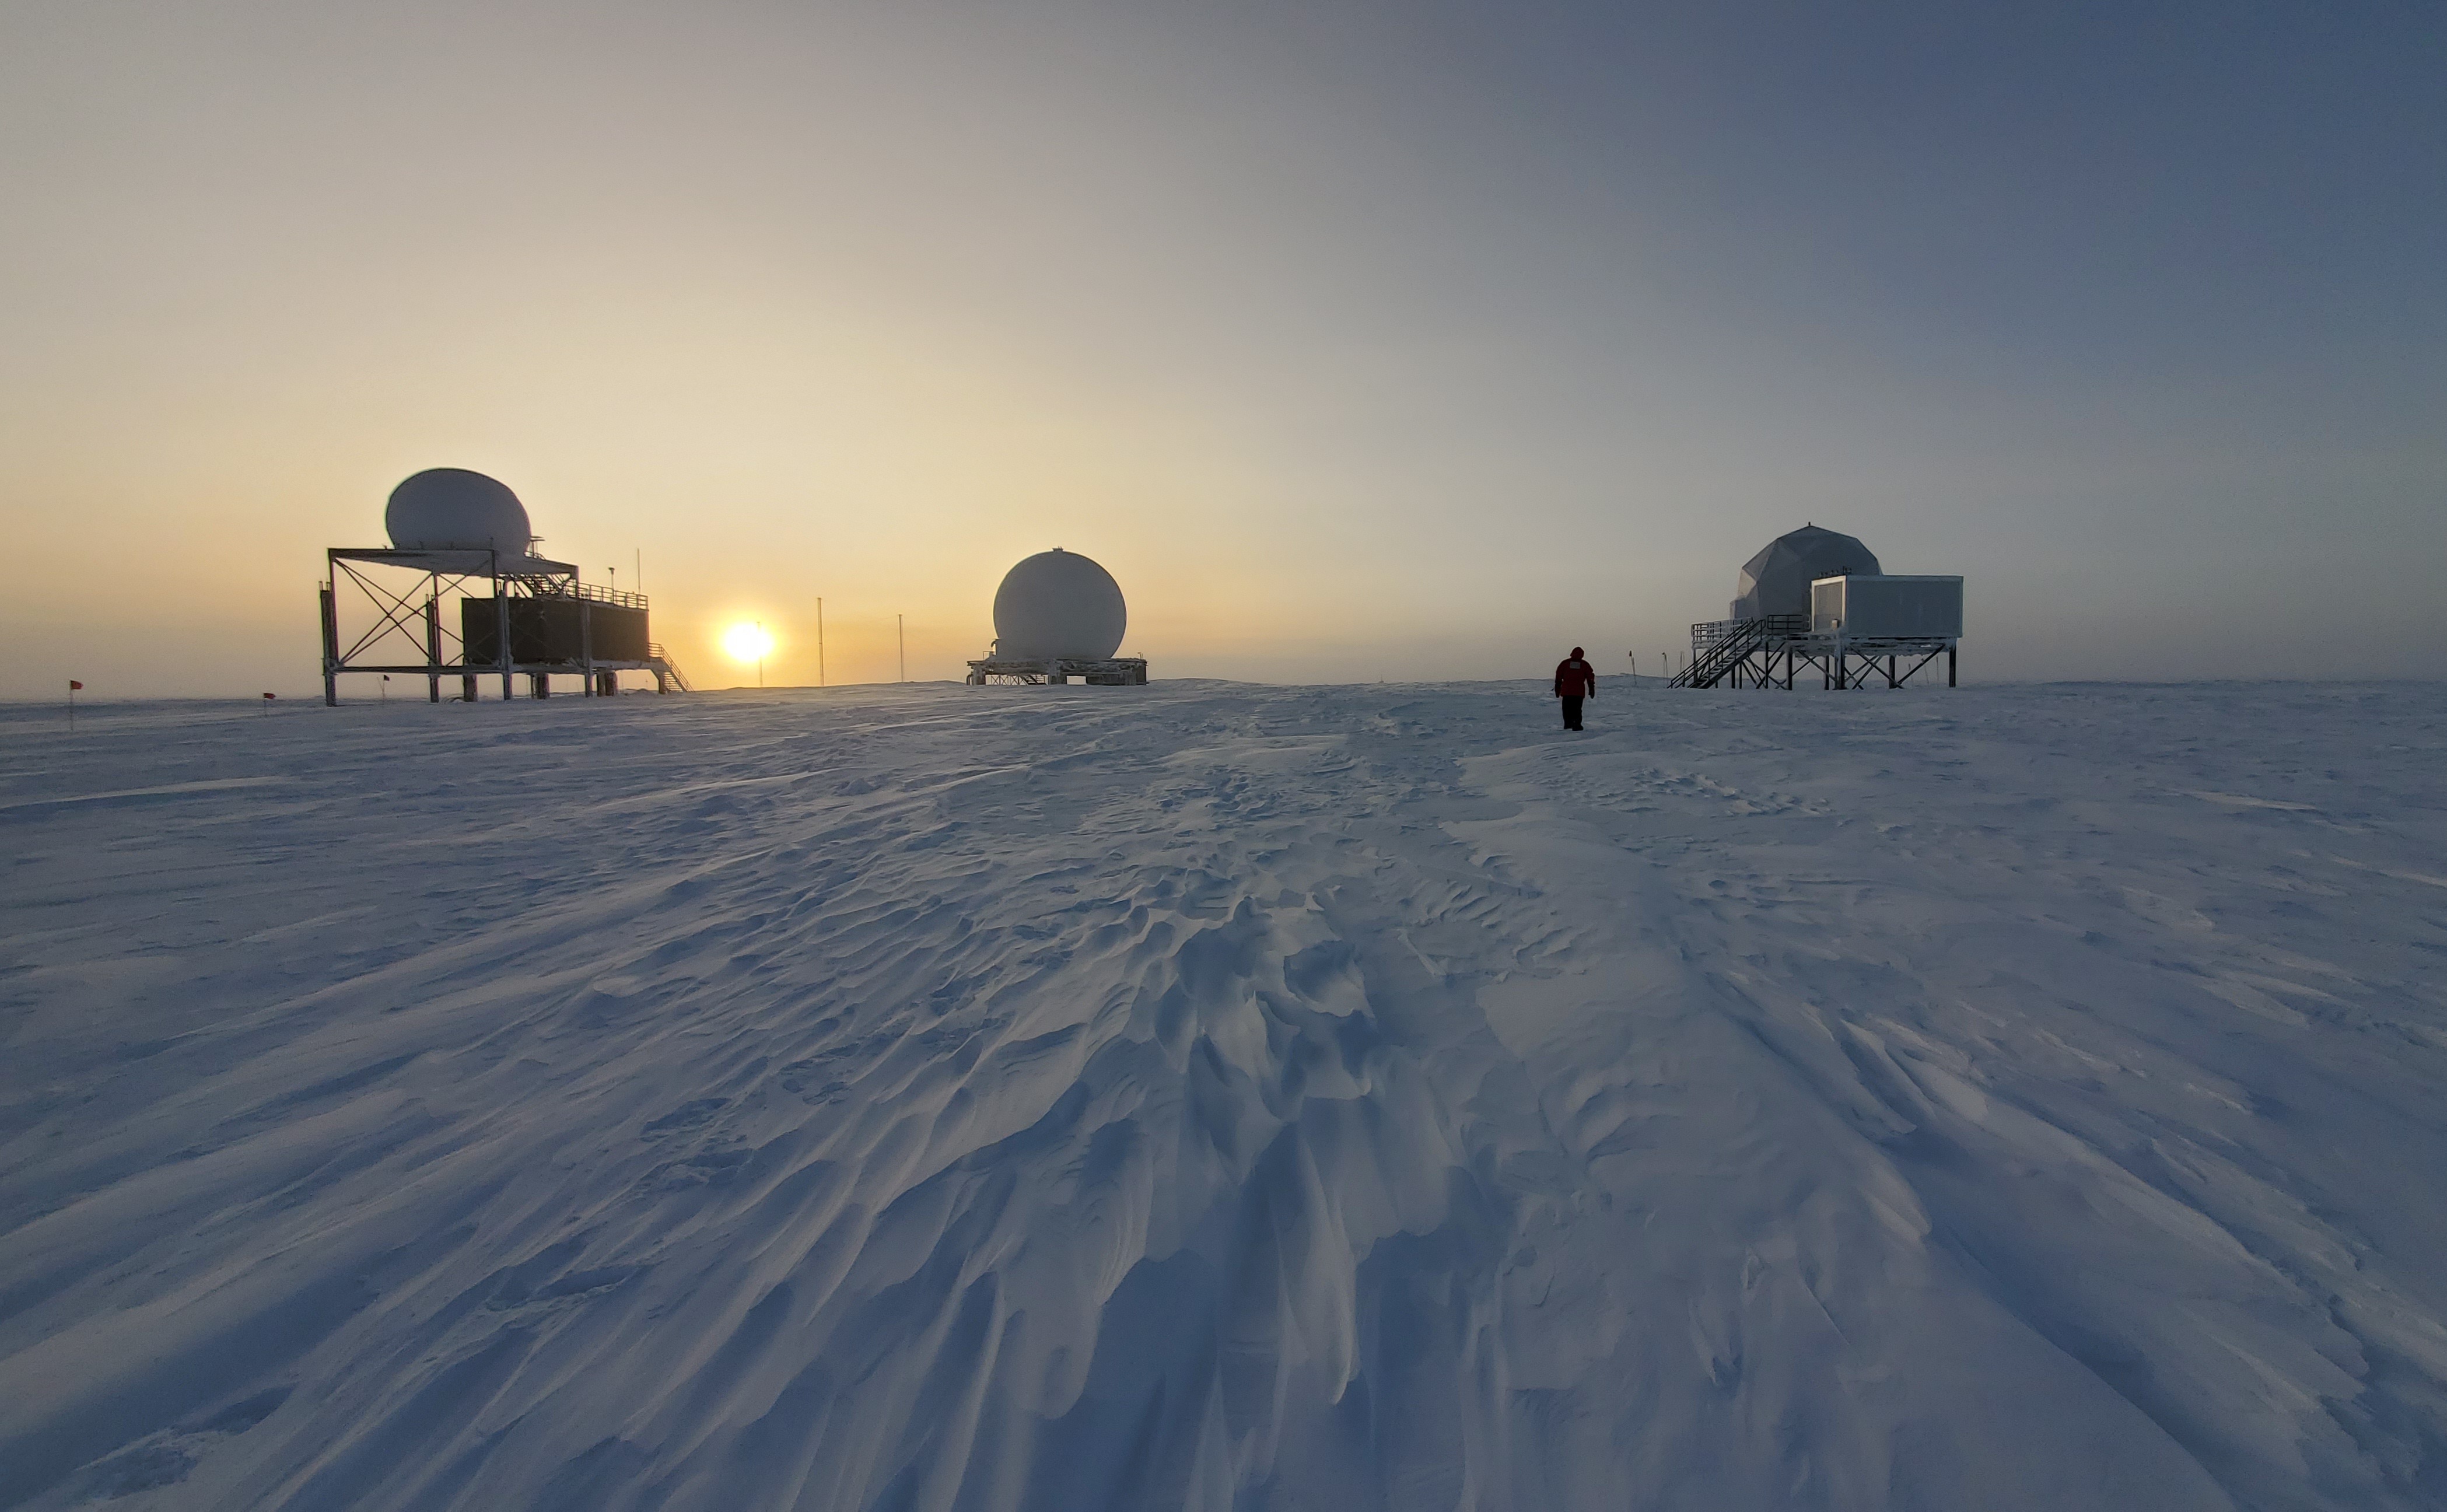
[1674,615,1807,688]
[648,643,694,693]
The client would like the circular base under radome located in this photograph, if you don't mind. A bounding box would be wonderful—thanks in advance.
[964,656,1147,687]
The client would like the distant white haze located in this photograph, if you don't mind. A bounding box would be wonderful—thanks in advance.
[2,2,2442,695]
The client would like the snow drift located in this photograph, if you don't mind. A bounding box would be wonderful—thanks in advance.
[3,681,2444,1510]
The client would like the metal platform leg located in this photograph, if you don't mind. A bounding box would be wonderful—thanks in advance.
[497,593,514,702]
[425,597,443,703]
[319,583,340,706]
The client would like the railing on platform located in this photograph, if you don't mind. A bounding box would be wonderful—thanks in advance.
[537,581,649,610]
[1676,616,1806,688]
[1674,614,1957,690]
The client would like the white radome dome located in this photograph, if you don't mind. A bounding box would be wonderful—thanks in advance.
[1732,524,1881,620]
[993,549,1126,661]
[385,468,534,554]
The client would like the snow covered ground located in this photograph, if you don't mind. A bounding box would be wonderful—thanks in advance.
[3,679,2445,1511]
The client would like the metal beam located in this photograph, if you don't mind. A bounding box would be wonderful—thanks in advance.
[320,582,339,706]
[425,596,443,703]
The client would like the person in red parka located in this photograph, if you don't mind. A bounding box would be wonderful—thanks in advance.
[1554,647,1596,730]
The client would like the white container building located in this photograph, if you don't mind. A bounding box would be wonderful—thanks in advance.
[1810,575,1965,640]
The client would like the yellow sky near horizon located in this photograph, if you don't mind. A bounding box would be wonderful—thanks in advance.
[6,1,2442,698]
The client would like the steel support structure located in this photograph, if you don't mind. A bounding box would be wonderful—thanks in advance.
[1826,640,1953,690]
[424,597,443,702]
[320,547,680,705]
[1676,618,1958,691]
[965,656,1149,687]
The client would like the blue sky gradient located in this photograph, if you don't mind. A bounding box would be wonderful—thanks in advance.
[3,1,2440,690]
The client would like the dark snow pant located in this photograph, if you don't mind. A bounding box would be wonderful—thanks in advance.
[1560,695,1584,730]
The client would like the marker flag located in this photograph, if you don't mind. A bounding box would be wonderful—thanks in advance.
[68,680,83,691]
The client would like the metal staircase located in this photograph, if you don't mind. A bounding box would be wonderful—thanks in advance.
[649,643,694,693]
[1674,616,1805,688]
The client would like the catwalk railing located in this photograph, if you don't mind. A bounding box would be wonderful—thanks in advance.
[1675,616,1807,688]
[1674,615,1958,690]
[539,581,650,611]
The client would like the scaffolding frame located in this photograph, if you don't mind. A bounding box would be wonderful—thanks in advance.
[1674,617,1957,691]
[319,547,684,705]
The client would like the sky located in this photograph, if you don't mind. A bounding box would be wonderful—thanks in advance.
[3,0,2442,694]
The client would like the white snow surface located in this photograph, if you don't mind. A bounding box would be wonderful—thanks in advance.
[4,681,2446,1511]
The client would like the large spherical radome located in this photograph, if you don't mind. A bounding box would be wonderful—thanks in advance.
[385,468,534,554]
[993,550,1127,661]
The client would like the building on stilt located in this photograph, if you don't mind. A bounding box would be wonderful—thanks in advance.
[1674,524,1963,690]
[318,468,691,705]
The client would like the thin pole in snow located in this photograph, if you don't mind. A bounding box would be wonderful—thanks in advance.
[898,615,905,683]
[817,598,825,688]
[68,680,79,728]
[756,621,765,689]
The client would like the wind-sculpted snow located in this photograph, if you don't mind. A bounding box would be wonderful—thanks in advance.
[3,682,2445,1510]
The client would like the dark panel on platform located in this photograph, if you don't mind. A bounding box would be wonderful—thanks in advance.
[462,598,652,665]
[587,604,650,662]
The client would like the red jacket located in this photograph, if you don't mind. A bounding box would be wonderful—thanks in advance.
[1554,657,1596,697]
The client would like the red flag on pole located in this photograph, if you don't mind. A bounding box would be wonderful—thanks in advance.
[68,680,82,691]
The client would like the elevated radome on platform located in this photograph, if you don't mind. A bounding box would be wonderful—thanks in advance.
[319,468,690,703]
[1679,524,1964,690]
[1731,524,1882,619]
[970,548,1147,685]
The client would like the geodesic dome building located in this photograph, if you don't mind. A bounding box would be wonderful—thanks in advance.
[1678,522,1961,690]
[1731,524,1882,620]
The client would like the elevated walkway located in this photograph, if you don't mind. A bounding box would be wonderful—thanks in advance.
[1675,616,1956,690]
[319,544,692,702]
[1674,615,1807,688]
